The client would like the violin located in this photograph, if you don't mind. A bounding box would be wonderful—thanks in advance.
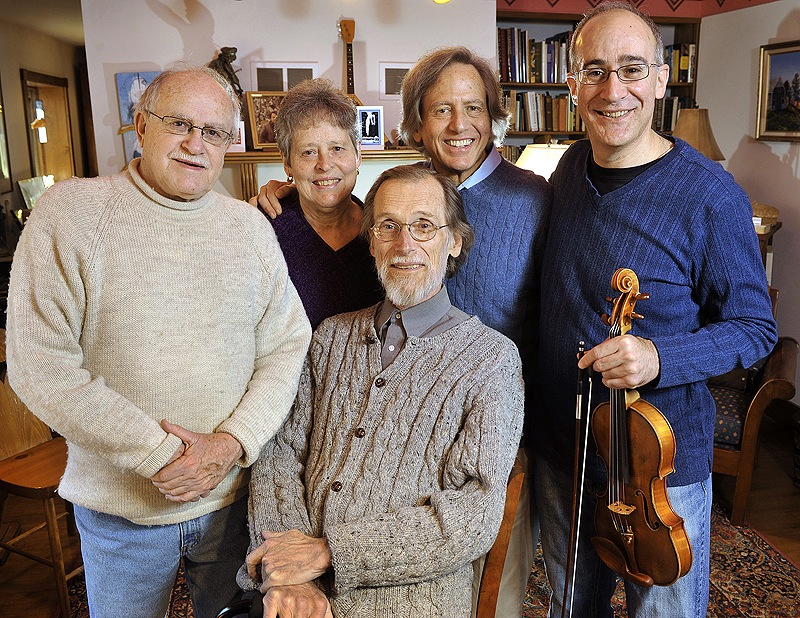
[589,268,693,587]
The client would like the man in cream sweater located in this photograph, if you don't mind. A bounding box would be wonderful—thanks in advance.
[240,165,524,617]
[6,66,311,618]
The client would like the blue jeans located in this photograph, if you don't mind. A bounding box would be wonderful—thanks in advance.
[74,497,250,618]
[534,455,711,618]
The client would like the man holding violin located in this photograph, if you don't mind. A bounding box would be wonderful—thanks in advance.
[534,2,777,617]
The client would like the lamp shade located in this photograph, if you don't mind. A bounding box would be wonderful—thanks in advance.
[515,143,569,179]
[671,108,724,161]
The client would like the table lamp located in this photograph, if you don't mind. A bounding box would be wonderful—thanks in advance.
[514,143,570,179]
[671,108,724,161]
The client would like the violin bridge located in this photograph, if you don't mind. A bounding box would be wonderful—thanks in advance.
[608,501,636,516]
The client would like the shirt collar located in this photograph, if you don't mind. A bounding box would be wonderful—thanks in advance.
[457,147,502,190]
[375,286,453,338]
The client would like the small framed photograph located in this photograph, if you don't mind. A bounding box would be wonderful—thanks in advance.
[756,40,800,142]
[250,62,318,92]
[379,62,412,101]
[246,92,286,151]
[226,120,246,153]
[357,106,384,150]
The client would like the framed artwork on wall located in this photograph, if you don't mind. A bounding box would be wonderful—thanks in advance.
[250,62,318,92]
[246,91,286,150]
[357,106,384,150]
[756,40,800,142]
[115,71,161,164]
[379,62,412,101]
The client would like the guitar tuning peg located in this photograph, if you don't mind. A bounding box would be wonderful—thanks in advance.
[631,312,645,320]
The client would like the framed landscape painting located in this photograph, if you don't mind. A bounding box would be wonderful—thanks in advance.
[756,40,800,142]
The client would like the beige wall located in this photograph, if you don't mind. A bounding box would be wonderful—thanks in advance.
[697,0,800,393]
[0,19,84,211]
[80,0,497,186]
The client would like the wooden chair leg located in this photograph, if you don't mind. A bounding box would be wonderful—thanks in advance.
[64,499,78,537]
[43,496,72,618]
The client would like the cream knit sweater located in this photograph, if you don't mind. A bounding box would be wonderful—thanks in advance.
[6,160,311,525]
[241,306,524,616]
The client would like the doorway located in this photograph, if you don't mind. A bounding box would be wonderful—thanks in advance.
[21,70,75,182]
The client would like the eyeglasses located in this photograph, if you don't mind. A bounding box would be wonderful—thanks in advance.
[572,63,660,86]
[371,219,448,242]
[145,110,233,147]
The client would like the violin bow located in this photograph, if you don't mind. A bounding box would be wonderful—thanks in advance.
[562,342,593,618]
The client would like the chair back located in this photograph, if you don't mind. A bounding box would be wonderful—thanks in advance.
[0,330,53,460]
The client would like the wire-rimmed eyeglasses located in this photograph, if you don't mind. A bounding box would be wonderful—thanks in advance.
[144,110,234,147]
[370,219,448,242]
[572,63,660,86]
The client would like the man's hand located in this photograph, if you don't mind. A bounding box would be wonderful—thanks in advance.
[150,419,244,502]
[246,529,332,589]
[249,179,295,219]
[262,582,333,618]
[578,335,660,390]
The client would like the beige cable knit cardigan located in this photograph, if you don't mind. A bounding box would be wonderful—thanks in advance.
[241,305,524,617]
[6,160,311,525]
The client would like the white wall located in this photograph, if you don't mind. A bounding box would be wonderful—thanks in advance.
[80,0,497,179]
[697,0,800,394]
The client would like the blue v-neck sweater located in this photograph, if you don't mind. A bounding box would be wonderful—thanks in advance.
[446,158,551,436]
[536,138,777,486]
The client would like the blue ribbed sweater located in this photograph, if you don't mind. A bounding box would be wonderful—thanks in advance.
[446,158,550,435]
[536,138,777,486]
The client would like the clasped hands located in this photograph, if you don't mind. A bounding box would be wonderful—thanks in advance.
[578,334,660,390]
[150,419,243,503]
[246,529,334,618]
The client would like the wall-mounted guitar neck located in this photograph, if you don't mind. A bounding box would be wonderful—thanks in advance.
[338,18,362,104]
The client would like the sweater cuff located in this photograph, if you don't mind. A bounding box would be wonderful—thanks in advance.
[134,433,184,478]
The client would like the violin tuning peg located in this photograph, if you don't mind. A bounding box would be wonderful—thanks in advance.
[636,293,650,301]
[601,313,611,326]
[605,296,613,303]
[631,312,645,320]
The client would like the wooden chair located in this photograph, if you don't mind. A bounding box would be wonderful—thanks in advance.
[475,456,525,618]
[711,336,798,525]
[0,331,82,617]
[215,459,526,618]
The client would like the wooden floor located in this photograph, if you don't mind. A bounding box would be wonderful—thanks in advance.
[1,411,799,617]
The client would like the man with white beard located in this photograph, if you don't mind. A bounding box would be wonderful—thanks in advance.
[238,164,525,618]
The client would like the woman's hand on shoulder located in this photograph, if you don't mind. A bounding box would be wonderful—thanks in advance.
[249,179,296,219]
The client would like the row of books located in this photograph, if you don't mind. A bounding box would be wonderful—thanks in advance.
[652,96,691,132]
[498,27,571,84]
[664,43,696,83]
[505,90,584,133]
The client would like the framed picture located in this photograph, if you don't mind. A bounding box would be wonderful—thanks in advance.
[357,106,384,150]
[756,40,800,142]
[246,92,286,150]
[115,71,161,164]
[250,62,318,92]
[379,62,412,101]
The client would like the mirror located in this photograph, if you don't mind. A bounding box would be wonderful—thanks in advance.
[0,74,11,194]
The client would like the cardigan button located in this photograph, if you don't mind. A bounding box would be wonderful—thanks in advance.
[375,377,386,387]
[331,481,343,492]
[354,428,366,438]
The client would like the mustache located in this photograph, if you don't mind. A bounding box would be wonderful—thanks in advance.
[169,151,209,168]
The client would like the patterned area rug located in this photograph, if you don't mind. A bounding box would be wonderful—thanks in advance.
[65,505,799,617]
[524,504,800,617]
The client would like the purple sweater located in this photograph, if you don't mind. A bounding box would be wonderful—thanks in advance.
[268,193,383,328]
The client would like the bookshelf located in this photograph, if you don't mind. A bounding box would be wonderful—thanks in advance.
[497,10,701,160]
